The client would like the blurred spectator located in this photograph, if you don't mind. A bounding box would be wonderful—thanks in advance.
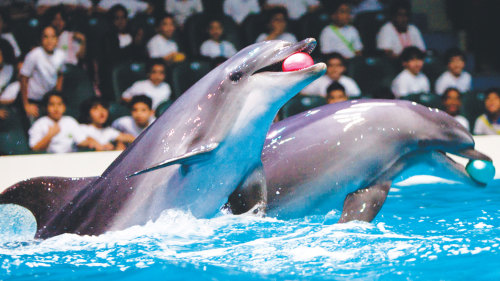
[326,81,348,104]
[165,0,203,28]
[147,13,186,64]
[20,25,66,119]
[350,0,385,17]
[36,0,92,15]
[122,59,171,110]
[0,11,21,59]
[200,19,237,59]
[256,7,296,43]
[28,91,94,153]
[391,46,429,98]
[473,89,500,135]
[46,6,86,65]
[319,1,362,58]
[435,48,471,96]
[99,0,150,18]
[112,95,155,137]
[223,0,260,25]
[441,87,469,130]
[0,45,14,93]
[80,97,135,151]
[264,0,320,21]
[301,52,360,98]
[376,1,425,59]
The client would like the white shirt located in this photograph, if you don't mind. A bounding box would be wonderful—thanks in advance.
[112,115,155,137]
[1,33,21,58]
[29,116,87,153]
[36,0,91,8]
[200,39,237,59]
[256,32,297,43]
[80,124,121,145]
[319,25,363,58]
[351,0,384,16]
[434,71,472,95]
[122,79,171,110]
[473,114,500,135]
[265,0,319,20]
[391,69,430,98]
[58,31,82,65]
[165,0,203,26]
[20,47,66,101]
[301,75,361,97]
[0,81,20,103]
[453,115,469,131]
[376,22,426,56]
[223,0,260,24]
[99,0,148,18]
[147,34,179,59]
[0,64,14,90]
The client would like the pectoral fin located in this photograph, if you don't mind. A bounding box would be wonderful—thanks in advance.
[338,182,391,223]
[128,143,219,178]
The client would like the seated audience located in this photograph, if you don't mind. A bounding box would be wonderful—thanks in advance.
[80,97,135,151]
[223,0,260,25]
[122,59,171,110]
[264,0,320,21]
[301,52,360,98]
[435,48,472,96]
[256,7,297,43]
[165,0,203,28]
[47,6,86,65]
[147,13,186,64]
[376,1,425,59]
[320,1,363,59]
[326,81,348,104]
[391,46,430,98]
[36,0,92,15]
[20,25,66,119]
[200,19,237,59]
[474,88,500,135]
[441,87,469,130]
[28,91,94,153]
[112,95,155,137]
[0,12,21,59]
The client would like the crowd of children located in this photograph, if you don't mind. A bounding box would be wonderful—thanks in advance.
[0,0,499,156]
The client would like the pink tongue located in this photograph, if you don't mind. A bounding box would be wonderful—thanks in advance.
[282,52,314,72]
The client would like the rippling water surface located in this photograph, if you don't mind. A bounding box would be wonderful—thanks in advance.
[1,178,499,281]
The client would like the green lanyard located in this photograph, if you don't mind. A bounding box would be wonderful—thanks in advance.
[330,25,355,53]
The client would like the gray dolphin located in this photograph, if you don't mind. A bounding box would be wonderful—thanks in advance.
[226,99,493,221]
[0,39,326,238]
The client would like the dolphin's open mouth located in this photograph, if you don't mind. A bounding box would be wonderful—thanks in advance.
[253,38,320,75]
[439,148,494,186]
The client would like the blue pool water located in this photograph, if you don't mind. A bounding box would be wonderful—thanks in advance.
[1,177,499,280]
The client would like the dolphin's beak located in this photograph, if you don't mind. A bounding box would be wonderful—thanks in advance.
[456,148,492,162]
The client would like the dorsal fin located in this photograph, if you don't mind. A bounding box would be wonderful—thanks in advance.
[0,176,98,238]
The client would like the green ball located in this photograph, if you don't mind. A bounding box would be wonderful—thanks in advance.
[466,160,496,185]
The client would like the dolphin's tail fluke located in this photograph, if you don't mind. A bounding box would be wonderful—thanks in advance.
[0,177,98,238]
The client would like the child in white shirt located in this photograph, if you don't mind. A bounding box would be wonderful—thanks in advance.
[122,59,172,110]
[112,95,156,137]
[147,13,186,64]
[47,6,86,65]
[474,89,500,135]
[319,1,363,59]
[435,48,472,95]
[256,7,297,43]
[29,91,93,153]
[265,0,320,21]
[376,1,425,59]
[80,97,135,151]
[200,19,237,59]
[20,25,66,119]
[223,0,260,25]
[441,87,469,130]
[391,46,430,98]
[301,52,361,98]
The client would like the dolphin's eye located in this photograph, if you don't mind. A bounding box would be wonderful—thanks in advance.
[229,71,243,82]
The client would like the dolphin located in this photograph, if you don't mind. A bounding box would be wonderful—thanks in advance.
[0,39,326,238]
[226,99,493,221]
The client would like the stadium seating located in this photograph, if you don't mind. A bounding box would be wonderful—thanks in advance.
[353,11,387,56]
[422,51,446,89]
[155,100,174,117]
[280,95,327,119]
[111,61,147,101]
[0,107,30,155]
[462,91,486,132]
[62,64,96,119]
[347,56,396,98]
[170,60,212,99]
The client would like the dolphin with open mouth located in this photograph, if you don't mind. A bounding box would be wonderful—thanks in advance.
[0,39,326,238]
[226,100,494,221]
